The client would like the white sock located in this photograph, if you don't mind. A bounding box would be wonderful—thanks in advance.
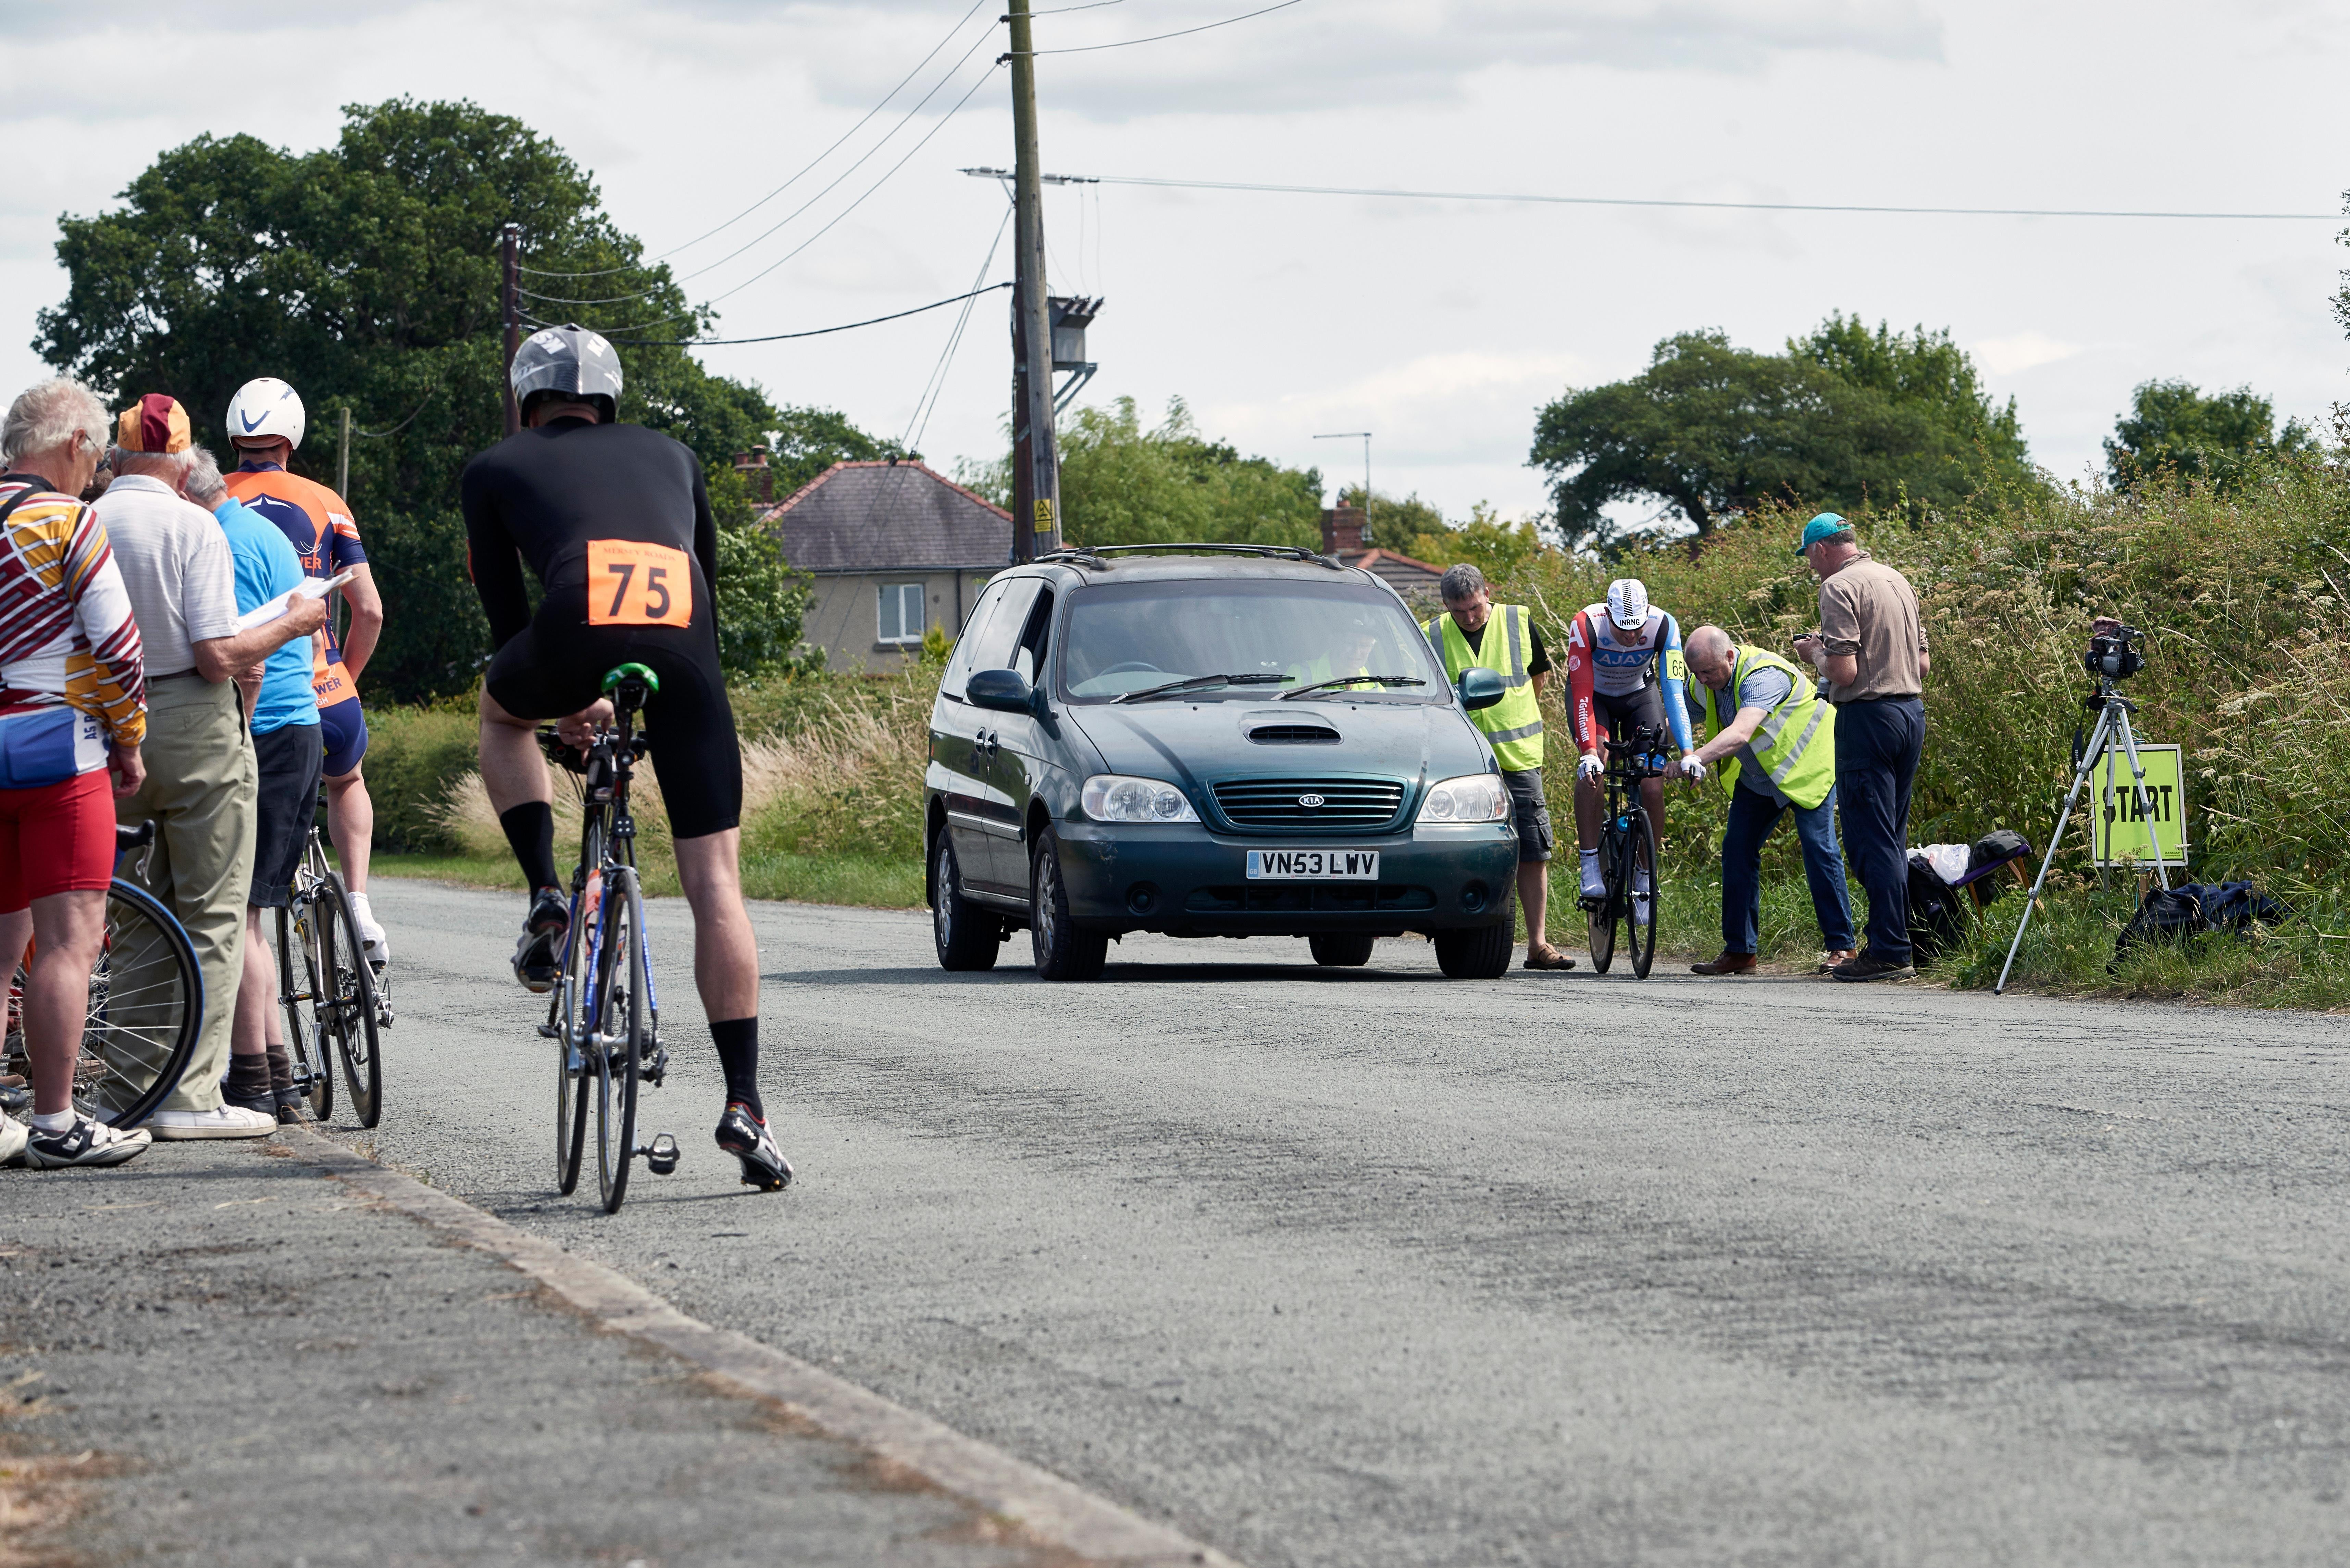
[29,1109,73,1132]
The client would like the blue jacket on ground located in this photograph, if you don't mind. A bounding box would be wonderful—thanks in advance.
[211,496,321,735]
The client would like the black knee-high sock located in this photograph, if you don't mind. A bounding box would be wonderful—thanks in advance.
[711,1017,761,1120]
[499,802,561,894]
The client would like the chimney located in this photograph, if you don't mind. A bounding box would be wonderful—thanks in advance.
[733,445,773,506]
[1320,504,1366,555]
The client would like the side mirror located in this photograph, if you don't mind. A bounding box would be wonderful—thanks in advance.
[1457,668,1507,712]
[967,667,1033,714]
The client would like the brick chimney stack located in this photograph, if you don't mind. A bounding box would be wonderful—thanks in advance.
[1320,504,1366,555]
[734,446,773,505]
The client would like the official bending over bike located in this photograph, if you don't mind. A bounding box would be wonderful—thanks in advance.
[459,325,788,1191]
[1678,625,1854,977]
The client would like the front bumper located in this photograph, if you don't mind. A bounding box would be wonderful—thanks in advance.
[1053,820,1520,937]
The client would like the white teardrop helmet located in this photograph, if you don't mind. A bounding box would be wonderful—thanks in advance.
[1606,578,1651,632]
[510,323,623,422]
[226,377,306,450]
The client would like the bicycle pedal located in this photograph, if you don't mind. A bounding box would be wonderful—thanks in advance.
[643,1133,680,1175]
[537,1023,563,1040]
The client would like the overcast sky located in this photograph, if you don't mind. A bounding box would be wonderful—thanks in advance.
[3,0,2343,524]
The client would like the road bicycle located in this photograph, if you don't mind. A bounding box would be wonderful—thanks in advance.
[1582,722,1666,978]
[540,664,677,1215]
[275,792,385,1127]
[3,821,203,1129]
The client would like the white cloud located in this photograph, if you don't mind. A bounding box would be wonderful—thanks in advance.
[1972,333,2084,376]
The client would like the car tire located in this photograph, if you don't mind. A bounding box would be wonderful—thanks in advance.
[1030,829,1109,982]
[1308,933,1377,968]
[932,834,1001,972]
[1433,884,1516,980]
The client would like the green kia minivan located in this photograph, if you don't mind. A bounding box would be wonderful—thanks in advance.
[923,545,1522,981]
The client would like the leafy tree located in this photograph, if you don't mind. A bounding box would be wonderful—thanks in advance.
[1529,317,2038,552]
[960,397,1325,549]
[768,405,911,499]
[1406,501,1555,580]
[2103,379,2313,493]
[33,98,832,696]
[1333,485,1442,549]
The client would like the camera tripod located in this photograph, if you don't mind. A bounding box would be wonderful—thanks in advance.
[1994,677,2172,994]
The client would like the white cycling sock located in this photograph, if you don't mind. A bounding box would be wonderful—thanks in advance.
[29,1109,73,1132]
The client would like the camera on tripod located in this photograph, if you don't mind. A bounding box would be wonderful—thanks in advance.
[2084,624,2144,681]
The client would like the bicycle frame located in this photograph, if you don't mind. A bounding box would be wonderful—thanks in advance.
[545,698,661,1079]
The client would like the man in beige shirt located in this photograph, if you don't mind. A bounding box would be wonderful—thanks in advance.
[1792,513,1928,982]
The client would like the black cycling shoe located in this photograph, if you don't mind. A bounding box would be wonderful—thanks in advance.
[511,886,570,994]
[715,1104,792,1192]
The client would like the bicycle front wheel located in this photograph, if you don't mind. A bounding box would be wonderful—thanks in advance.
[277,902,331,1122]
[70,880,202,1128]
[1586,822,1619,974]
[593,868,643,1214]
[315,878,382,1127]
[554,819,605,1195]
[1627,807,1661,979]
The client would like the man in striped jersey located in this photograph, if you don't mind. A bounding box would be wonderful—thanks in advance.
[0,377,152,1168]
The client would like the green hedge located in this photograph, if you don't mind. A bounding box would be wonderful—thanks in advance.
[359,703,480,853]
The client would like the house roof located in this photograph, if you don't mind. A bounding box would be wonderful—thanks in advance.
[1342,547,1446,599]
[763,460,1012,573]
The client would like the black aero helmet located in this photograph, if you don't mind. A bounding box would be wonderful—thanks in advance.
[510,322,623,422]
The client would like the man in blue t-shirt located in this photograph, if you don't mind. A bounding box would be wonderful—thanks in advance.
[189,451,321,1122]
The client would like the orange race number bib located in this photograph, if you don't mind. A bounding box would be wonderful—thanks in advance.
[587,539,694,628]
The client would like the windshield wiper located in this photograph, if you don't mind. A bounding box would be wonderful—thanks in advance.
[1277,674,1429,701]
[1113,672,1289,704]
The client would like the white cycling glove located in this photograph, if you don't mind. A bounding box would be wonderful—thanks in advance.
[1678,755,1709,781]
[1576,753,1604,783]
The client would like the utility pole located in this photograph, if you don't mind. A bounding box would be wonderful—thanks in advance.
[1004,0,1061,560]
[501,223,522,437]
[336,406,353,499]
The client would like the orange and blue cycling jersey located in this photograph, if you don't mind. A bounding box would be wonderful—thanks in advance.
[222,462,365,707]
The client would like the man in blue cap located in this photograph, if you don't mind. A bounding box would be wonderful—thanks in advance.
[1791,513,1928,981]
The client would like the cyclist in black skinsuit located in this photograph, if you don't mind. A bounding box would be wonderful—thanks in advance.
[459,324,789,1191]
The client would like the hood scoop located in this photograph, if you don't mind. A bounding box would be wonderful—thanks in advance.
[1247,720,1341,744]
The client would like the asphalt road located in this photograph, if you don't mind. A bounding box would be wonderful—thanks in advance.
[0,1136,1053,1567]
[357,877,2350,1567]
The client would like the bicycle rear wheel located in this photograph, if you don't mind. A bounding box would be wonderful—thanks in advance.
[315,878,382,1127]
[1586,821,1620,974]
[1627,807,1661,979]
[276,902,331,1122]
[553,819,605,1195]
[593,867,643,1214]
[67,880,202,1128]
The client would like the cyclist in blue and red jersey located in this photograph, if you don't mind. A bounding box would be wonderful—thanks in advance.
[1564,579,1693,906]
[221,378,389,966]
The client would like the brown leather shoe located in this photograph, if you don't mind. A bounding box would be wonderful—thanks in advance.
[1689,950,1757,976]
[1817,948,1857,974]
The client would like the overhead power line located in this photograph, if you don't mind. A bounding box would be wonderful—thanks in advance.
[606,281,1014,347]
[1080,173,2340,222]
[518,0,996,279]
[1004,0,1303,54]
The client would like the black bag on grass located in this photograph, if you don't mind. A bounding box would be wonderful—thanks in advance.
[1906,856,1969,959]
[2113,880,2289,964]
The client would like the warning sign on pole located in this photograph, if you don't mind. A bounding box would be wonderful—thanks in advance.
[2088,742,2187,868]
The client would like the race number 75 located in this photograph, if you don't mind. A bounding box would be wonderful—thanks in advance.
[586,539,695,628]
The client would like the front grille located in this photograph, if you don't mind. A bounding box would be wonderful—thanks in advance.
[1185,884,1437,913]
[1246,724,1340,744]
[1209,777,1406,831]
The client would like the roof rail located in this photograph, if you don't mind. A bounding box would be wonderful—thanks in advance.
[1036,542,1344,570]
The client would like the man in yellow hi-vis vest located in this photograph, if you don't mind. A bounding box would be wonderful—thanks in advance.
[1422,564,1575,970]
[1677,624,1855,978]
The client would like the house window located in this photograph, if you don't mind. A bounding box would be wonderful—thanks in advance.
[877,582,926,644]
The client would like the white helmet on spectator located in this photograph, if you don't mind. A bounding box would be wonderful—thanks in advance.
[1606,578,1651,632]
[226,377,305,451]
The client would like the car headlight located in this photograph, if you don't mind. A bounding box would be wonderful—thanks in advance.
[1416,772,1509,825]
[1081,774,1199,823]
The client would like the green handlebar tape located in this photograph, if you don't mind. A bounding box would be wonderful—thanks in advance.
[601,662,660,694]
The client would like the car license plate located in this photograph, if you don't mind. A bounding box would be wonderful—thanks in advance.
[1245,849,1380,880]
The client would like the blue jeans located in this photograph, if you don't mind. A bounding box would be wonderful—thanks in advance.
[1835,696,1926,964]
[1720,782,1854,955]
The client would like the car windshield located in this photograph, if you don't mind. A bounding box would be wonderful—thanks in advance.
[1060,579,1447,702]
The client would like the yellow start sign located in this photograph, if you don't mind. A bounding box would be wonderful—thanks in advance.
[2087,742,2188,868]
